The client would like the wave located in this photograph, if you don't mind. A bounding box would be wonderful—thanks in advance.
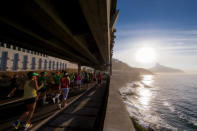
[119,82,139,96]
[176,111,197,128]
[190,120,197,127]
[124,99,177,131]
[163,101,176,112]
[120,74,197,131]
[119,82,178,131]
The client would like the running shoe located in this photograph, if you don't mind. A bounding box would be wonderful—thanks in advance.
[12,120,21,129]
[24,123,32,131]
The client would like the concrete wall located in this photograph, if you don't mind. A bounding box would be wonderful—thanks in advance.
[0,43,78,72]
[103,73,135,131]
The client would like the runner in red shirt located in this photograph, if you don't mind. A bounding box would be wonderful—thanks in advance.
[97,72,102,86]
[93,73,96,81]
[59,72,70,108]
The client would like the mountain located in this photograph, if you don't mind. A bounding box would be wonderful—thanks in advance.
[112,59,153,75]
[149,63,184,73]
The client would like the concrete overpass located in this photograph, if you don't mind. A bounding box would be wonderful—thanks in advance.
[0,0,119,70]
[0,1,136,131]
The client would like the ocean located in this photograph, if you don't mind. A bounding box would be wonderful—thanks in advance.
[119,73,197,131]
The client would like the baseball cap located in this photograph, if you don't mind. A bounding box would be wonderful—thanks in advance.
[32,72,39,76]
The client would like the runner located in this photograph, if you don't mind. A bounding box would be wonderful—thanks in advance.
[77,73,82,89]
[74,73,78,86]
[84,72,89,87]
[81,72,85,84]
[89,72,93,82]
[69,73,75,88]
[52,72,62,109]
[37,72,48,105]
[93,72,97,81]
[12,72,43,130]
[59,72,70,108]
[97,72,102,86]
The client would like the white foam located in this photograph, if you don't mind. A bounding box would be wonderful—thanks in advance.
[120,82,177,131]
[190,120,197,126]
[163,101,176,112]
[187,117,197,127]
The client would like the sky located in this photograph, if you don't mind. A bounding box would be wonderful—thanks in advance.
[114,0,197,72]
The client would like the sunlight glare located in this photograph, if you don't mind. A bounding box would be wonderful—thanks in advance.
[135,47,156,63]
[142,75,153,86]
[138,75,154,108]
[139,88,152,107]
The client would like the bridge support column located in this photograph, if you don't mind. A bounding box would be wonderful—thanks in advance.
[78,64,81,74]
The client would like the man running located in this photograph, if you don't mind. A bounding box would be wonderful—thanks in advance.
[97,72,102,86]
[77,73,82,89]
[13,72,43,130]
[37,72,48,105]
[89,72,93,82]
[93,73,97,82]
[84,72,89,87]
[69,73,75,88]
[59,72,70,108]
[52,72,62,108]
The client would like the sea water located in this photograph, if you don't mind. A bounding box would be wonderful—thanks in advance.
[119,73,197,131]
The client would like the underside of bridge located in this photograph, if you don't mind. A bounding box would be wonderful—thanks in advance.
[0,0,118,70]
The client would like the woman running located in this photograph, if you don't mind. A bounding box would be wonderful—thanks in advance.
[13,72,43,130]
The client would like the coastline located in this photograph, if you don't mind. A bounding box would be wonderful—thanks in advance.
[104,70,137,131]
[111,70,152,131]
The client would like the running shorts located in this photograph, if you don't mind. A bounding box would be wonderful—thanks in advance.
[61,88,69,100]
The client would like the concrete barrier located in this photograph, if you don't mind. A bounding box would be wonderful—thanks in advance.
[103,75,135,131]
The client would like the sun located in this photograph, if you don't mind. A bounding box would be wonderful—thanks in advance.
[135,47,156,63]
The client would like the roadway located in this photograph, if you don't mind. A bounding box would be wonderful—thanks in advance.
[0,81,108,131]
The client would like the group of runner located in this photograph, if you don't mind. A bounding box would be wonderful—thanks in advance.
[8,71,103,130]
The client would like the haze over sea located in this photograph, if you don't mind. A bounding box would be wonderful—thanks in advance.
[120,73,197,131]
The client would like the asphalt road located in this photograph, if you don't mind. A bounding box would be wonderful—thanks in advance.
[0,83,96,131]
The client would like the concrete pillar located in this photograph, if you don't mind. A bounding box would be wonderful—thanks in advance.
[78,64,81,74]
[7,49,12,71]
[18,51,23,71]
[110,55,112,76]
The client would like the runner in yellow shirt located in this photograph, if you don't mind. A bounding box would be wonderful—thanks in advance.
[13,72,43,130]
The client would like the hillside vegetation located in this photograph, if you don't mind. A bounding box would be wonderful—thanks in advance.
[149,63,184,73]
[112,59,153,75]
